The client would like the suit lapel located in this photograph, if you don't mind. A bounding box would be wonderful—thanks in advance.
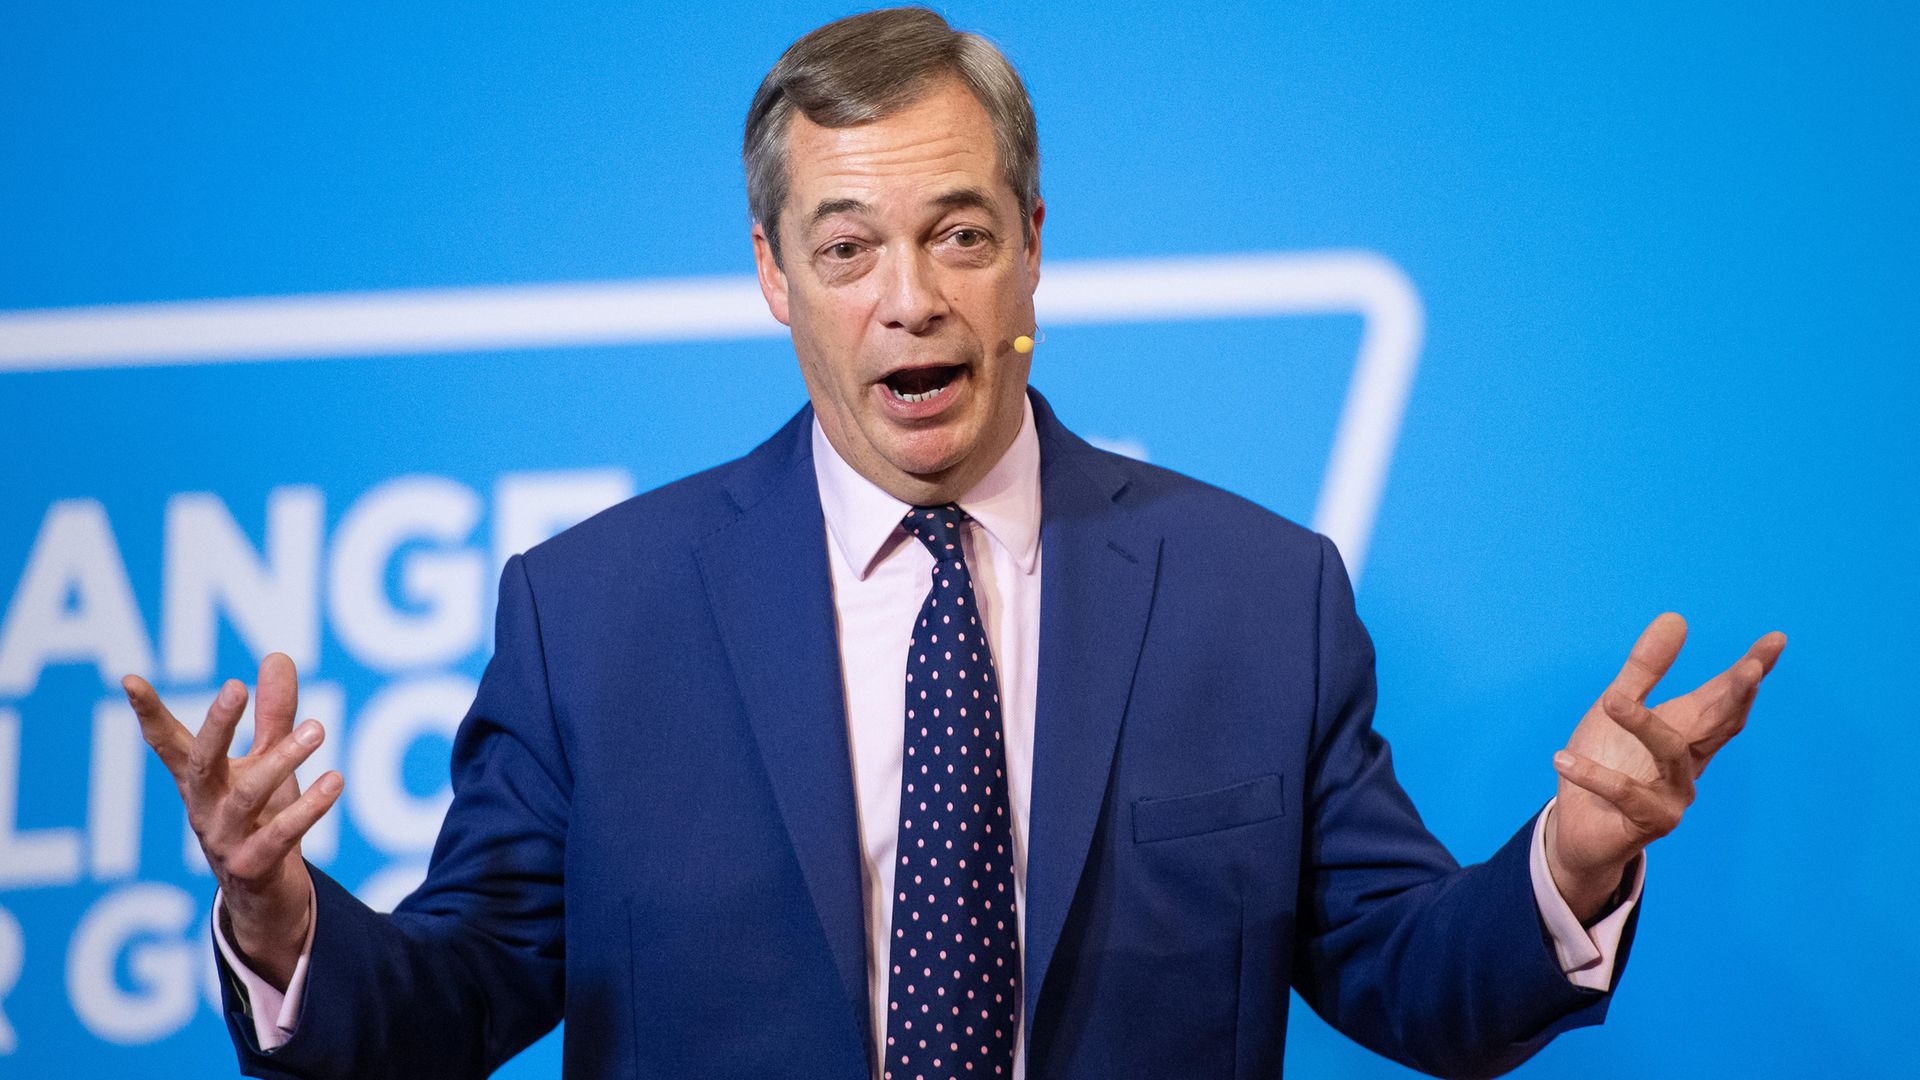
[1022,392,1163,1040]
[693,410,872,1065]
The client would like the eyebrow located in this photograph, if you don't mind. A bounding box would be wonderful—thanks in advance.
[929,187,996,215]
[809,197,872,226]
[806,187,1000,229]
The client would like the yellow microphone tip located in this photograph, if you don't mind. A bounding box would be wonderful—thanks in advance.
[1013,335,1034,354]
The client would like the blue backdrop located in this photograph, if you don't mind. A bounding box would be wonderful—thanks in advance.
[1,2,1912,1076]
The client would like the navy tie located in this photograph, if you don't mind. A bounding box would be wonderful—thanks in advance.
[884,504,1020,1080]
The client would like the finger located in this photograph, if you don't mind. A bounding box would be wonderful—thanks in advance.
[1553,751,1683,838]
[1724,655,1766,713]
[251,652,300,756]
[1747,630,1787,677]
[1689,648,1777,766]
[187,679,248,798]
[229,720,325,817]
[1689,723,1743,771]
[228,772,344,880]
[1608,612,1688,703]
[122,675,192,779]
[1729,633,1787,706]
[1602,691,1693,779]
[1694,633,1782,706]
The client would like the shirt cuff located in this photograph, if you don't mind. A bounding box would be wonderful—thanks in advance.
[1528,797,1645,992]
[211,878,317,1052]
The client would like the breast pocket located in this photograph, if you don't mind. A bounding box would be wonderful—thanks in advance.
[1132,772,1285,843]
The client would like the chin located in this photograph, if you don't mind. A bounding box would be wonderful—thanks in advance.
[883,433,975,479]
[887,448,969,482]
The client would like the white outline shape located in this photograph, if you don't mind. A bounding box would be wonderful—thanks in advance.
[0,251,1422,580]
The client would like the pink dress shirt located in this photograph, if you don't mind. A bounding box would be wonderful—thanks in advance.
[219,395,1643,1071]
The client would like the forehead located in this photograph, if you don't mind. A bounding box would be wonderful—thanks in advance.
[782,78,1006,214]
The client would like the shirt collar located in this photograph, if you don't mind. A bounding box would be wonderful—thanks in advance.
[812,394,1042,581]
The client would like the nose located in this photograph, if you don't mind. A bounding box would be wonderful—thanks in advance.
[874,246,948,335]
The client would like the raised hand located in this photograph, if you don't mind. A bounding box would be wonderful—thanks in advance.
[1546,613,1786,921]
[123,652,342,990]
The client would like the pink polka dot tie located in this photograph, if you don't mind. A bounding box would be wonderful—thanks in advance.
[884,505,1020,1080]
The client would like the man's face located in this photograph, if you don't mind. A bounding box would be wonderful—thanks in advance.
[752,77,1044,505]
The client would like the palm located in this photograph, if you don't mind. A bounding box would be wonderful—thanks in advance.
[163,658,311,886]
[125,652,342,988]
[1552,614,1785,878]
[223,737,308,882]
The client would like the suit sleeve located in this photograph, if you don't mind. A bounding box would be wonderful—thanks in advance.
[216,554,570,1080]
[1288,535,1637,1079]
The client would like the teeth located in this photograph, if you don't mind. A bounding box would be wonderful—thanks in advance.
[888,382,949,404]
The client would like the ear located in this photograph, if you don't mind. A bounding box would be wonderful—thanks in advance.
[1023,198,1046,290]
[751,222,792,327]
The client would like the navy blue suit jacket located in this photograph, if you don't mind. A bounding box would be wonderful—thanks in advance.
[220,389,1632,1079]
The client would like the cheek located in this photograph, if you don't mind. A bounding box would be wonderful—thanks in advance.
[992,355,1034,407]
[787,309,837,374]
[974,266,1035,334]
[790,290,874,380]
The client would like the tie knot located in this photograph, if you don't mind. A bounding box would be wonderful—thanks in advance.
[903,504,967,558]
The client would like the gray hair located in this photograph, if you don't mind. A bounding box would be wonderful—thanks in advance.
[743,6,1041,266]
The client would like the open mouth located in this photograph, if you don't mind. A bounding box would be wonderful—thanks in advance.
[882,364,965,403]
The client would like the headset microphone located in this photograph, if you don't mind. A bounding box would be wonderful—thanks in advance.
[1013,328,1043,355]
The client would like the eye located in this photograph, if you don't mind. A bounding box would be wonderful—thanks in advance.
[949,228,986,247]
[825,241,863,260]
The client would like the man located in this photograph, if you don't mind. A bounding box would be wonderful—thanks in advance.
[124,8,1784,1079]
